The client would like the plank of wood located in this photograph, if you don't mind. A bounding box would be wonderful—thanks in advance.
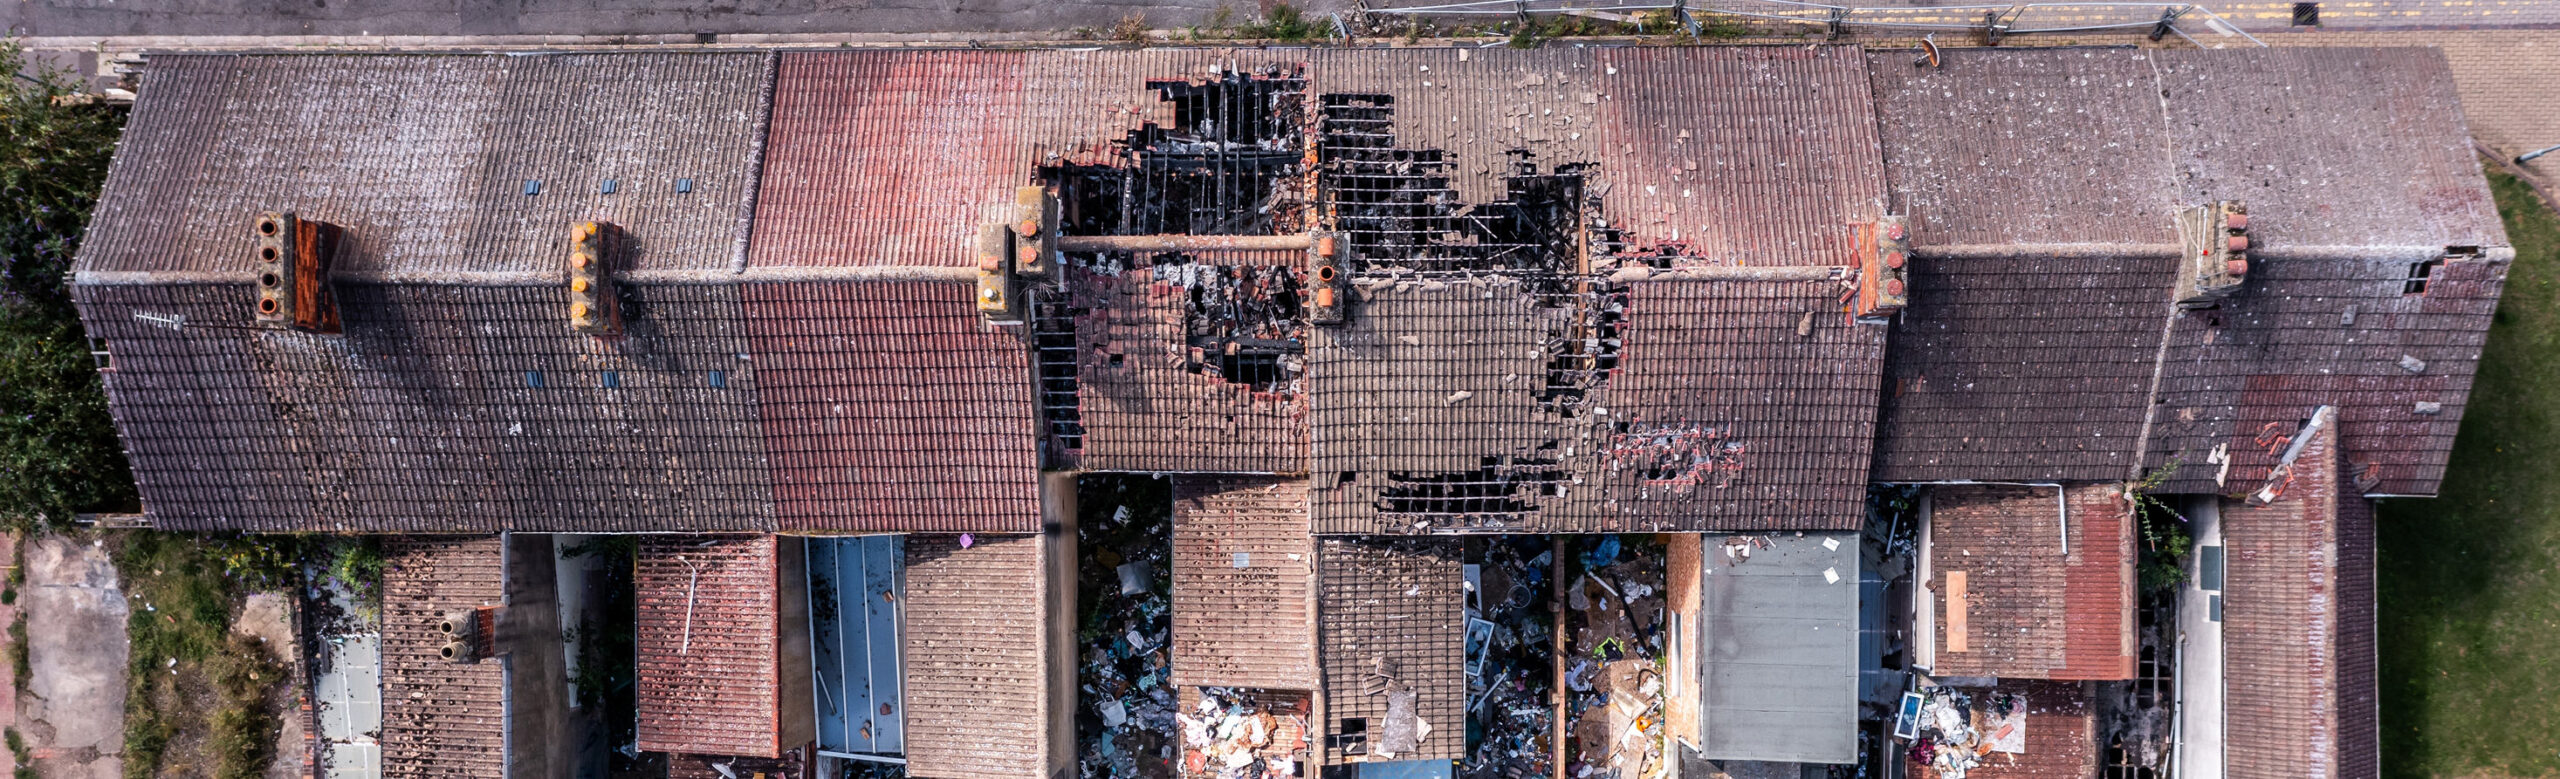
[1946,570,1969,653]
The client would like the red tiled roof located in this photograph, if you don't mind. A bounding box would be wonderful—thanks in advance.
[379,536,506,779]
[1921,680,2099,779]
[744,281,1041,532]
[1172,476,1317,690]
[635,535,789,758]
[1927,484,2134,680]
[1316,537,1466,764]
[2221,423,2378,776]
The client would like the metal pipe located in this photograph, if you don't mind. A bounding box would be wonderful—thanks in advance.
[1054,233,1315,252]
[2518,143,2560,165]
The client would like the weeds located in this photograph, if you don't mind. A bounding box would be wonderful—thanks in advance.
[1236,3,1320,42]
[1112,12,1151,43]
[2127,463,2194,592]
[115,531,293,779]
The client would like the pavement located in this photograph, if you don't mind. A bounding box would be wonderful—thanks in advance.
[17,535,129,779]
[233,592,307,779]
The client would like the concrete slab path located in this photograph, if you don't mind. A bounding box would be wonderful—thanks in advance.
[19,535,128,779]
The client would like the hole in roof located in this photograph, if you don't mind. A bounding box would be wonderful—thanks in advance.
[2404,258,2443,295]
[1337,471,1358,485]
[2291,2,2319,25]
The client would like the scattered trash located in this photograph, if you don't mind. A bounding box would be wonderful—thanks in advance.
[1079,477,1178,779]
[1565,536,1668,779]
[1461,537,1556,779]
[1178,688,1310,779]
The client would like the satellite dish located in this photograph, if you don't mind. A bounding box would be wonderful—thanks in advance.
[1915,35,1943,69]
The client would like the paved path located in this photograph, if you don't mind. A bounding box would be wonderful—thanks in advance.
[18,535,127,779]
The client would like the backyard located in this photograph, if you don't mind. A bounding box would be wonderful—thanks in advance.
[2377,168,2560,778]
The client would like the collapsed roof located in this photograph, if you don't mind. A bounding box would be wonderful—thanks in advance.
[70,45,2505,538]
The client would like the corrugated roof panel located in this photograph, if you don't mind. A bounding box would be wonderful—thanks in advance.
[751,49,1291,268]
[742,281,1041,532]
[1868,47,2179,247]
[1070,257,1309,474]
[2155,47,2505,250]
[635,535,782,758]
[1697,531,1859,764]
[75,282,772,533]
[902,533,1051,779]
[1317,537,1465,764]
[75,53,771,276]
[379,536,505,779]
[1172,476,1316,691]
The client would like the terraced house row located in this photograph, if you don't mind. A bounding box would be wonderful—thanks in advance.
[68,43,2502,779]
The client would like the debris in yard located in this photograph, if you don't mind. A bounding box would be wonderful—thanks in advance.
[1178,687,1310,779]
[1461,537,1556,779]
[1079,477,1178,779]
[1563,535,1668,779]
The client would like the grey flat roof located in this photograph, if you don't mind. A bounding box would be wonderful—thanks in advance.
[1697,532,1860,765]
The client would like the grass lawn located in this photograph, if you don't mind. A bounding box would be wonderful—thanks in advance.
[2378,169,2560,778]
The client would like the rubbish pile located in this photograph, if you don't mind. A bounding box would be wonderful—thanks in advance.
[1461,537,1557,779]
[1177,687,1311,779]
[1902,685,2029,779]
[1078,478,1178,779]
[1563,536,1669,779]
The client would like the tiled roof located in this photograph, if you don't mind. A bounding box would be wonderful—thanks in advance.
[2148,256,2507,496]
[1926,484,2134,680]
[1171,476,1317,691]
[744,281,1041,531]
[750,49,1273,269]
[1874,252,2177,483]
[901,533,1055,779]
[2220,424,2378,777]
[1867,45,2507,496]
[1922,680,2100,779]
[1069,261,1309,474]
[76,282,773,533]
[2154,48,2503,251]
[634,535,789,758]
[1310,277,1882,534]
[379,536,505,779]
[76,53,771,277]
[1869,47,2179,247]
[1317,537,1465,764]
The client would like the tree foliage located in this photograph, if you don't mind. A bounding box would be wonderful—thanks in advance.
[0,41,133,529]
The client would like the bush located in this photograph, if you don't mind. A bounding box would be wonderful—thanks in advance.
[0,40,134,532]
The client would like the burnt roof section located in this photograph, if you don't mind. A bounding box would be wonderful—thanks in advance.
[2155,48,2503,251]
[1317,537,1465,764]
[1869,48,2179,248]
[2148,256,2507,496]
[1064,257,1310,474]
[1925,484,2135,680]
[1874,252,2177,483]
[752,49,1284,269]
[76,53,771,278]
[902,533,1055,779]
[379,536,505,779]
[1310,45,1886,266]
[1310,277,1880,534]
[635,535,784,758]
[77,283,773,533]
[744,281,1041,531]
[2220,424,2378,777]
[1171,476,1317,691]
